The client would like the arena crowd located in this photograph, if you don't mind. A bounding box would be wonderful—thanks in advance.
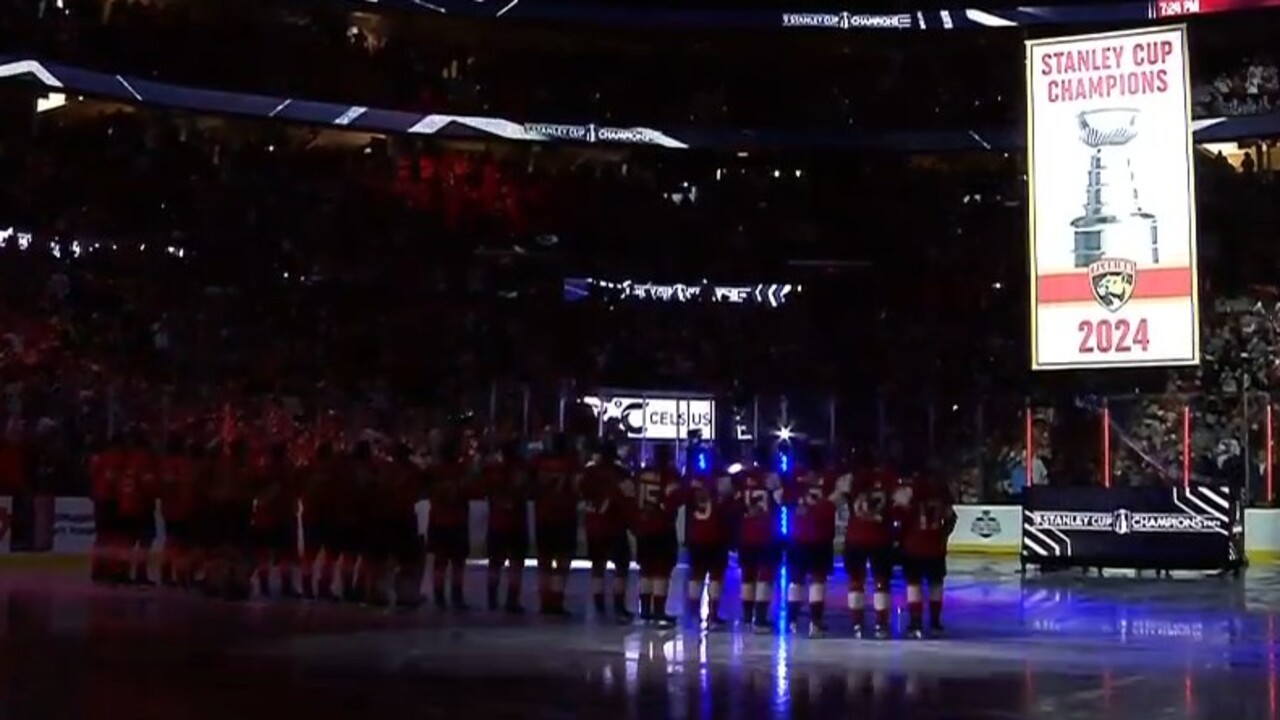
[0,0,1274,626]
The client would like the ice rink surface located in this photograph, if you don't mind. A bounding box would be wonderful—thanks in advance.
[0,557,1278,720]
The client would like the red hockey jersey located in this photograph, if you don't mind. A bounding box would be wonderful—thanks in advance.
[630,466,680,537]
[685,474,735,546]
[532,456,578,525]
[787,469,839,544]
[842,467,898,549]
[580,460,630,538]
[737,468,782,547]
[484,458,528,533]
[898,477,956,558]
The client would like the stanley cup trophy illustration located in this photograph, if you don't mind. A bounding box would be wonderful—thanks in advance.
[1070,108,1159,268]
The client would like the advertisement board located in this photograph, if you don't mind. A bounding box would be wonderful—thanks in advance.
[948,505,1021,553]
[564,278,798,307]
[581,395,715,440]
[52,497,95,555]
[0,496,10,553]
[1025,26,1199,370]
[1022,485,1240,570]
[780,12,913,28]
[27,497,1280,566]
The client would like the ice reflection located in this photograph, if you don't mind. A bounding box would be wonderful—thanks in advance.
[0,560,1278,720]
[773,632,790,718]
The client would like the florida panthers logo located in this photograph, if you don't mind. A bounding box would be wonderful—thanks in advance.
[1088,258,1137,312]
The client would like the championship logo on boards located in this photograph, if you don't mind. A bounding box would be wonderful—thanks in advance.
[1111,508,1133,535]
[970,509,1002,539]
[1088,258,1136,312]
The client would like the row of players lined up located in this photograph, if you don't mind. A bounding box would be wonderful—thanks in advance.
[86,433,957,639]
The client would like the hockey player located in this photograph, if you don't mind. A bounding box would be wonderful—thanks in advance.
[300,442,340,600]
[533,434,579,615]
[631,444,681,626]
[737,445,784,633]
[88,437,125,584]
[580,440,634,622]
[785,445,840,637]
[683,454,735,628]
[250,442,301,598]
[118,431,160,586]
[484,440,530,613]
[837,449,899,639]
[387,443,428,610]
[427,437,473,609]
[159,435,197,588]
[898,467,956,638]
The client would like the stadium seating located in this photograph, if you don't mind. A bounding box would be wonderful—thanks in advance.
[0,0,1279,503]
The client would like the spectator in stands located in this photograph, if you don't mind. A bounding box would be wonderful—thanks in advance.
[0,69,1276,507]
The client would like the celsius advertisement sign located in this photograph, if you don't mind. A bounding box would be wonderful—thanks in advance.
[1025,26,1199,370]
[581,395,716,440]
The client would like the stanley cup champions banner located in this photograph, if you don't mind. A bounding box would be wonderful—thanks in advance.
[1026,26,1200,370]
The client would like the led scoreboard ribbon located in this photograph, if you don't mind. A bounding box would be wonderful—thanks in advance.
[350,0,1280,28]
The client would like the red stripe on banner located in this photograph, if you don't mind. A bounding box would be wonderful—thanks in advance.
[1037,266,1193,304]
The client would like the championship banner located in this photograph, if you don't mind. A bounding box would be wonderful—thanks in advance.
[1025,27,1199,370]
[1022,485,1240,570]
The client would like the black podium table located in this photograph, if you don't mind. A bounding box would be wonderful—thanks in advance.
[1021,485,1243,571]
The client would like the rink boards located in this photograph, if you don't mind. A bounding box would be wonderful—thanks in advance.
[7,497,1280,563]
